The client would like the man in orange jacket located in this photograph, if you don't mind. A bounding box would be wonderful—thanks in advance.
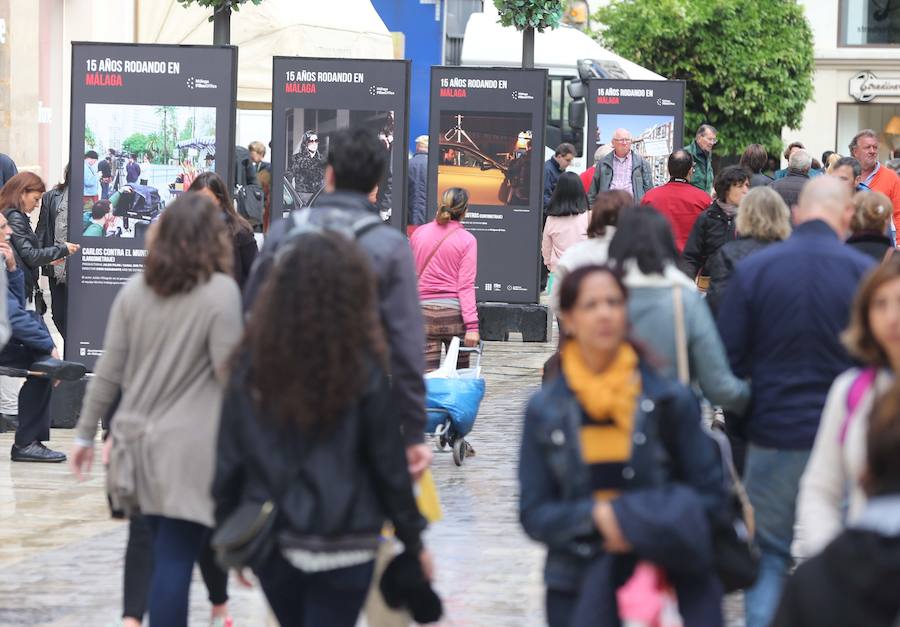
[850,129,900,241]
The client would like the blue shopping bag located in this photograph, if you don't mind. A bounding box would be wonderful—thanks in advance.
[424,337,485,436]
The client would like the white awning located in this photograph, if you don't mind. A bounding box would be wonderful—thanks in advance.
[461,9,665,80]
[136,0,395,103]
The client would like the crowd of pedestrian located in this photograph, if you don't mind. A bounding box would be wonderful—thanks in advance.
[1,115,900,627]
[526,124,900,627]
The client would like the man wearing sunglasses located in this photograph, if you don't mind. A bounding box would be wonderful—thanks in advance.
[684,124,717,194]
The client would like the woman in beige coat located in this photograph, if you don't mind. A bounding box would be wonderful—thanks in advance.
[70,193,243,627]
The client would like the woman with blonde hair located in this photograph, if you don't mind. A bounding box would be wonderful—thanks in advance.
[846,190,893,262]
[409,187,478,370]
[705,186,792,314]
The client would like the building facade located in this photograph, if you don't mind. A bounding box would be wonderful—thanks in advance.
[0,0,133,181]
[791,0,900,164]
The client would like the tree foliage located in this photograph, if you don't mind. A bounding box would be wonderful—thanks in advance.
[84,125,97,150]
[494,0,564,32]
[593,0,814,156]
[176,0,263,14]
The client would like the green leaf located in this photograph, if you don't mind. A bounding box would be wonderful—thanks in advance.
[590,0,813,156]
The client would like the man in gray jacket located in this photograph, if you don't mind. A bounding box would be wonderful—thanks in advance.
[588,128,654,203]
[245,128,432,477]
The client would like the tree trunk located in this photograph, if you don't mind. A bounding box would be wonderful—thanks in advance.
[522,26,535,69]
[213,6,232,45]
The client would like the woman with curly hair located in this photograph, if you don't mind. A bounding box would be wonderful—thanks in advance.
[213,230,431,626]
[70,193,243,627]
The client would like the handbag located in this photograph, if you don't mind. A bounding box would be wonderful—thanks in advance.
[670,286,759,592]
[211,499,278,571]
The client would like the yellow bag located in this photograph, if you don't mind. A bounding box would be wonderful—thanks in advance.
[415,469,442,523]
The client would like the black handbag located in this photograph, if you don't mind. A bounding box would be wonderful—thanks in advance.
[211,500,278,571]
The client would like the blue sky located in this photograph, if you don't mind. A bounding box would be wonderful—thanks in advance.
[596,114,674,144]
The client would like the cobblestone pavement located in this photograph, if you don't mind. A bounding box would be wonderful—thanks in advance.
[0,325,743,626]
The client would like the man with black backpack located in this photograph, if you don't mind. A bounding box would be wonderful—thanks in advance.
[244,127,431,477]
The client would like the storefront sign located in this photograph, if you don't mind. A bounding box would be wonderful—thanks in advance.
[850,71,900,103]
[427,66,548,304]
[67,42,237,367]
[585,79,687,189]
[270,57,410,229]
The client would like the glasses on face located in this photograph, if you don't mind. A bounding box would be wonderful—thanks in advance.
[704,136,718,145]
[612,138,632,144]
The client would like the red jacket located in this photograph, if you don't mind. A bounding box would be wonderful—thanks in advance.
[580,166,595,194]
[641,180,711,252]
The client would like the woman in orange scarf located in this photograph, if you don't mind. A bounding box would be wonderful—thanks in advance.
[519,265,728,626]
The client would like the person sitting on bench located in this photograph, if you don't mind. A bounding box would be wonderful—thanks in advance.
[0,210,67,462]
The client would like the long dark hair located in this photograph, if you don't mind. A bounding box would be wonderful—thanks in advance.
[53,164,71,193]
[546,172,588,217]
[608,205,679,275]
[144,193,233,297]
[241,231,388,432]
[188,171,252,236]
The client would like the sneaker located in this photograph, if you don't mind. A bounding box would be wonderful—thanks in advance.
[11,441,67,463]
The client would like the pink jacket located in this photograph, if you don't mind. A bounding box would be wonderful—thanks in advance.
[410,220,479,331]
[542,212,589,273]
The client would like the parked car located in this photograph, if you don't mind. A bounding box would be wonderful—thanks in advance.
[438,141,508,206]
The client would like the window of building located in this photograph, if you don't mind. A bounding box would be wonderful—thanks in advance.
[840,0,900,46]
[836,103,900,161]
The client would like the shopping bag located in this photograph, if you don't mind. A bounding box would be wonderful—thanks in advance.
[424,337,485,436]
[415,469,442,523]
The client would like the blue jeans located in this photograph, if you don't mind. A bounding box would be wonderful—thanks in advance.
[742,445,811,627]
[144,515,207,627]
[256,552,374,627]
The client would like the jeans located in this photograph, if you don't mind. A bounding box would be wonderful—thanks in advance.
[124,515,228,620]
[144,515,207,627]
[0,344,52,447]
[256,552,374,627]
[742,444,811,627]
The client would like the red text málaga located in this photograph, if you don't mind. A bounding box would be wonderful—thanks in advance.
[285,83,316,94]
[85,73,123,87]
[440,87,467,98]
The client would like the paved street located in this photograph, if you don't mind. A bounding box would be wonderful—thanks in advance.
[0,324,743,626]
[0,334,552,626]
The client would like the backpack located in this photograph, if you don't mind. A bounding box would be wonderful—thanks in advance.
[840,367,878,445]
[283,205,383,245]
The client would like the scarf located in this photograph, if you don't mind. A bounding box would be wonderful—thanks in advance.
[718,201,738,217]
[562,341,642,499]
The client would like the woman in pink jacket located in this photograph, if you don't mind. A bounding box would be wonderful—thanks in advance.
[410,187,479,371]
[542,172,589,276]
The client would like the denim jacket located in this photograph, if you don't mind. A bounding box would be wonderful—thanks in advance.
[519,360,726,592]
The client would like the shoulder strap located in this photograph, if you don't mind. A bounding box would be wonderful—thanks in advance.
[351,214,384,239]
[417,227,458,279]
[840,367,878,445]
[884,246,894,264]
[672,286,689,385]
